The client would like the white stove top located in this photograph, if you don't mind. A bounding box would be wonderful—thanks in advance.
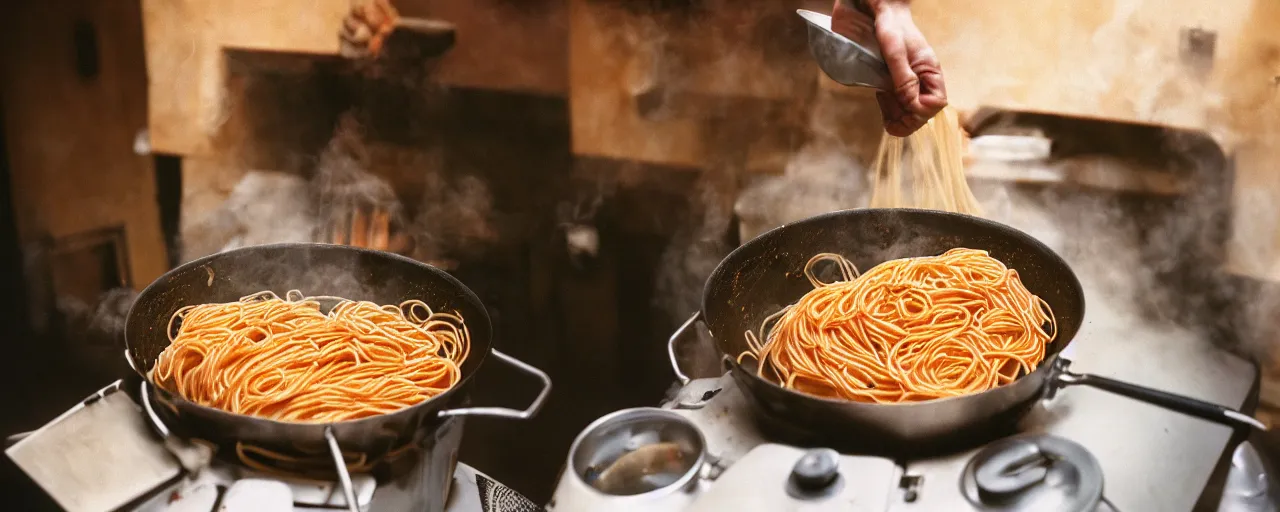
[134,460,532,512]
[549,317,1265,511]
[5,380,542,512]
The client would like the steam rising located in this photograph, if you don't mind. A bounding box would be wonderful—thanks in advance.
[734,143,867,241]
[656,170,738,379]
[59,288,139,379]
[180,112,496,269]
[180,170,316,261]
[411,171,498,266]
[312,115,404,232]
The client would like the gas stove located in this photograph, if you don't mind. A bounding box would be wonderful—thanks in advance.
[6,380,542,512]
[129,454,539,512]
[128,454,534,512]
[549,315,1275,511]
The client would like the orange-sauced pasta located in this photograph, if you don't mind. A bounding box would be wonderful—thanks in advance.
[741,249,1055,403]
[153,290,469,422]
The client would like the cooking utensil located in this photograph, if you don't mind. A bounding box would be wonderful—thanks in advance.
[796,9,891,90]
[668,208,1262,454]
[124,243,551,511]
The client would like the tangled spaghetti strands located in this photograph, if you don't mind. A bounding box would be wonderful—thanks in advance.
[741,249,1055,403]
[868,107,982,215]
[152,290,470,423]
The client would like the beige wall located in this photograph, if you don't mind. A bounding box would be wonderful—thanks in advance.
[909,1,1280,281]
[1219,0,1280,281]
[1,0,168,287]
[909,0,1261,133]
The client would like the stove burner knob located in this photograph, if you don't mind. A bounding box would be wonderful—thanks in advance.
[790,448,841,491]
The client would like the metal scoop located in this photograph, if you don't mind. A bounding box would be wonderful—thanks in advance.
[797,9,892,90]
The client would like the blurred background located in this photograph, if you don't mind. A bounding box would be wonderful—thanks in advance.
[0,0,1278,508]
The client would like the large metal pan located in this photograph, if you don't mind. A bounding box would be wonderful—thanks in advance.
[668,208,1262,455]
[124,243,551,509]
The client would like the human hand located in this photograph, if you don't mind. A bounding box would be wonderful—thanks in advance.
[831,0,947,136]
[339,0,400,59]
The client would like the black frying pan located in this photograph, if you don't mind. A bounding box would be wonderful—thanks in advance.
[668,209,1262,454]
[123,244,551,479]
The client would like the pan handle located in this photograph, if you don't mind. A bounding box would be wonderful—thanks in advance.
[668,312,701,386]
[324,427,361,512]
[437,349,552,420]
[1052,360,1267,431]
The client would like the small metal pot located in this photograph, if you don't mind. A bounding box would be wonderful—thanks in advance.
[552,408,708,511]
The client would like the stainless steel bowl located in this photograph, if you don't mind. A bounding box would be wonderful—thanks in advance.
[568,408,707,498]
[796,9,892,90]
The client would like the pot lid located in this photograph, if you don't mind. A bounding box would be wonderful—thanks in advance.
[960,434,1104,512]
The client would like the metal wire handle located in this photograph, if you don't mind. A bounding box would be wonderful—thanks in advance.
[139,380,172,438]
[667,312,701,386]
[437,349,552,420]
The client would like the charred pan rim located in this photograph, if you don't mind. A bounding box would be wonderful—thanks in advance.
[124,242,492,429]
[701,207,1086,409]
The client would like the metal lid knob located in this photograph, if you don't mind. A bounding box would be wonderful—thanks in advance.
[960,435,1104,512]
[790,448,841,491]
[974,440,1050,500]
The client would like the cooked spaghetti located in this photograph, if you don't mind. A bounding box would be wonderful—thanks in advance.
[741,248,1054,403]
[152,290,470,422]
[868,107,982,215]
